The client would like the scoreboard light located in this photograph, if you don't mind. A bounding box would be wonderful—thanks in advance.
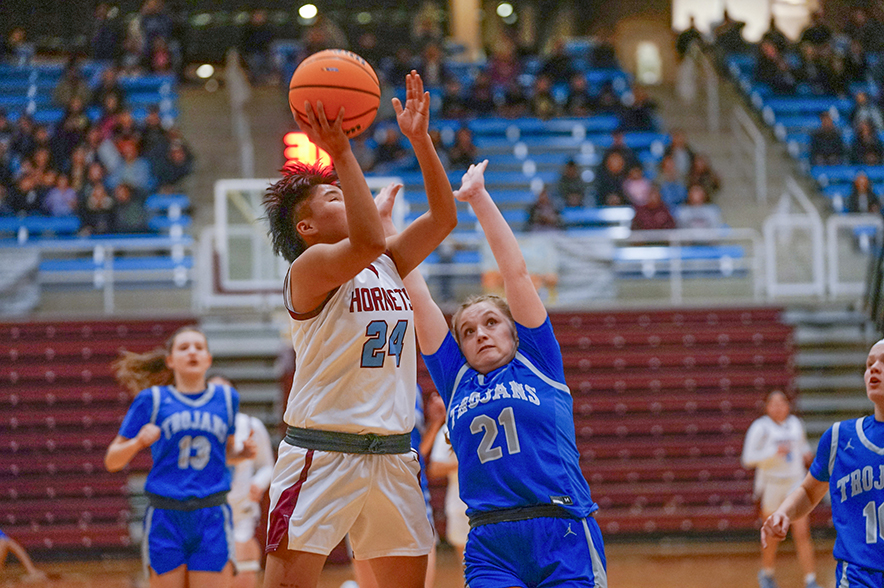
[283,132,331,167]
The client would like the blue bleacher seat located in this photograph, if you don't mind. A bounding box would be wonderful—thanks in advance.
[0,215,81,238]
[812,165,884,186]
[561,206,634,228]
[145,193,190,212]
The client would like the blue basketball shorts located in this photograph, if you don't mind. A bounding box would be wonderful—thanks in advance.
[142,504,235,575]
[464,515,607,588]
[835,560,884,588]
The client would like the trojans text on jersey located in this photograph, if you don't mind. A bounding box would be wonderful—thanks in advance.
[160,410,229,443]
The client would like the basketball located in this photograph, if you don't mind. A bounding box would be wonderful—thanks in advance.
[288,49,380,138]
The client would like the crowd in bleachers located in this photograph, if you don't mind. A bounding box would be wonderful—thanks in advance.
[711,7,884,216]
[0,0,192,237]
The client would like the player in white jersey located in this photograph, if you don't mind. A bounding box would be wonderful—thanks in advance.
[742,391,821,588]
[261,71,457,588]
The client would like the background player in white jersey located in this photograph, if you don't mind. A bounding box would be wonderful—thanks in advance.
[762,339,884,588]
[428,424,468,567]
[398,161,607,588]
[261,71,457,588]
[742,390,821,588]
[105,327,256,588]
[208,376,275,588]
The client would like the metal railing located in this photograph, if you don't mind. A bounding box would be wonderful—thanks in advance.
[731,105,767,204]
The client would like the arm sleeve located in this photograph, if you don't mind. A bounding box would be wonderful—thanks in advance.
[118,390,154,439]
[514,316,566,383]
[808,425,833,482]
[249,418,274,493]
[422,332,467,409]
[740,419,779,469]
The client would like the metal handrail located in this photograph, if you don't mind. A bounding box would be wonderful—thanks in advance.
[731,105,767,203]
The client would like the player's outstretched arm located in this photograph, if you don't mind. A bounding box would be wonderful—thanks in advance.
[290,101,386,310]
[760,473,828,548]
[104,424,160,472]
[387,71,458,277]
[456,161,546,328]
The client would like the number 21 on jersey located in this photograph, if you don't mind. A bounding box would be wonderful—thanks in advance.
[471,407,521,464]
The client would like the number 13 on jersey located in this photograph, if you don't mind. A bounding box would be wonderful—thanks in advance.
[361,320,408,368]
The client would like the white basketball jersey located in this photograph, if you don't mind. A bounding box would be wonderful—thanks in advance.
[742,414,810,482]
[283,253,416,435]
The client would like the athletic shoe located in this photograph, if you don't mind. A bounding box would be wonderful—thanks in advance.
[805,580,823,588]
[757,571,779,588]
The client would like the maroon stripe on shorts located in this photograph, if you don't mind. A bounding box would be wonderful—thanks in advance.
[265,449,314,554]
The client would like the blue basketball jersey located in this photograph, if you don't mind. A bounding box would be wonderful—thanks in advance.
[119,384,238,501]
[809,416,884,571]
[423,317,596,518]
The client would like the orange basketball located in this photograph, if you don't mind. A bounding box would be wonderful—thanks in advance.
[288,49,380,138]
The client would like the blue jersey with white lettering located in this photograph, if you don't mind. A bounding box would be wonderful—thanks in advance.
[809,416,884,571]
[423,317,596,519]
[119,384,238,501]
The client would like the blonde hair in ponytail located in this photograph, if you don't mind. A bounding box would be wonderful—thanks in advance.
[113,326,206,395]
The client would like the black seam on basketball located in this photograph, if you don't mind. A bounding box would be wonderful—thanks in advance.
[288,84,381,99]
[292,57,379,89]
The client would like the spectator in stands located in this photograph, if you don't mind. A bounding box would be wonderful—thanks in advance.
[594,81,622,114]
[595,151,628,207]
[82,126,104,166]
[0,528,47,582]
[564,73,594,116]
[623,164,653,207]
[487,37,521,90]
[809,112,845,165]
[0,185,12,216]
[372,127,411,173]
[141,107,170,164]
[53,59,92,108]
[78,175,115,235]
[631,185,676,231]
[539,38,576,85]
[658,154,688,210]
[796,43,828,95]
[498,85,529,119]
[845,39,868,82]
[846,8,884,53]
[90,3,122,61]
[429,129,450,169]
[529,75,559,120]
[676,184,723,229]
[105,137,156,193]
[0,108,13,147]
[10,173,45,216]
[441,78,469,119]
[44,172,78,216]
[52,99,90,169]
[663,129,694,182]
[147,37,173,74]
[713,10,747,55]
[354,32,384,70]
[91,66,126,110]
[240,9,275,84]
[761,16,790,54]
[29,147,55,180]
[412,10,444,53]
[755,41,796,95]
[846,171,881,214]
[153,140,193,193]
[604,128,639,170]
[824,49,849,97]
[111,182,148,233]
[556,159,587,207]
[590,31,618,68]
[96,93,125,140]
[799,11,832,46]
[687,154,721,198]
[525,187,562,232]
[851,92,884,131]
[448,126,478,169]
[676,16,705,59]
[120,31,145,76]
[66,145,89,191]
[384,47,418,86]
[852,120,883,165]
[418,43,448,88]
[620,87,657,131]
[139,0,174,60]
[350,133,377,173]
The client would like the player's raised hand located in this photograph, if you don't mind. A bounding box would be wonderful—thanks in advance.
[298,100,349,157]
[374,182,402,236]
[453,159,490,204]
[136,423,161,449]
[760,512,790,548]
[392,71,430,140]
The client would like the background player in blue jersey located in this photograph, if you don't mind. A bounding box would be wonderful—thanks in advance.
[399,161,608,588]
[105,326,256,588]
[0,527,46,582]
[762,338,884,588]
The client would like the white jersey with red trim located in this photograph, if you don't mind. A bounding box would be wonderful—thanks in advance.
[283,252,416,435]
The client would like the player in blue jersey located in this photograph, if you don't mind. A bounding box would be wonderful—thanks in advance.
[399,160,607,588]
[0,527,46,582]
[762,338,884,588]
[105,326,256,588]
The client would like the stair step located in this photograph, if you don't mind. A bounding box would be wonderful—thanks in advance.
[796,395,872,413]
[793,326,870,345]
[796,373,864,391]
[795,350,868,368]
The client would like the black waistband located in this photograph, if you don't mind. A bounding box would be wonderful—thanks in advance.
[284,426,412,454]
[468,504,577,528]
[146,490,228,511]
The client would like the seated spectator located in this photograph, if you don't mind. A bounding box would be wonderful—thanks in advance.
[486,37,521,90]
[153,140,193,192]
[10,115,36,161]
[429,129,450,169]
[663,129,694,182]
[51,99,90,169]
[594,81,621,114]
[44,172,78,216]
[761,16,790,53]
[90,3,122,61]
[620,87,657,131]
[846,8,884,53]
[676,16,705,59]
[91,66,125,109]
[9,173,46,215]
[525,188,561,232]
[120,31,145,76]
[845,39,868,82]
[810,112,845,165]
[0,108,14,146]
[825,49,849,97]
[795,43,828,95]
[147,37,173,74]
[852,121,883,165]
[441,78,469,119]
[539,38,575,84]
[141,107,170,165]
[239,9,275,84]
[676,184,723,229]
[529,75,559,120]
[77,166,114,236]
[851,92,884,131]
[686,154,720,197]
[28,147,55,179]
[713,10,747,54]
[623,165,653,207]
[418,43,448,87]
[846,171,881,214]
[603,129,639,170]
[0,184,13,216]
[464,71,496,116]
[556,159,587,207]
[755,41,796,95]
[564,73,594,117]
[448,126,477,169]
[53,59,92,108]
[799,11,832,46]
[595,151,628,206]
[498,85,528,119]
[1,27,31,66]
[631,185,676,231]
[372,127,411,173]
[384,47,417,85]
[658,155,688,210]
[65,145,89,191]
[106,137,156,193]
[590,33,618,68]
[350,133,377,172]
[112,183,149,232]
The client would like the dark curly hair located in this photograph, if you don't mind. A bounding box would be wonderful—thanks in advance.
[263,161,339,262]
